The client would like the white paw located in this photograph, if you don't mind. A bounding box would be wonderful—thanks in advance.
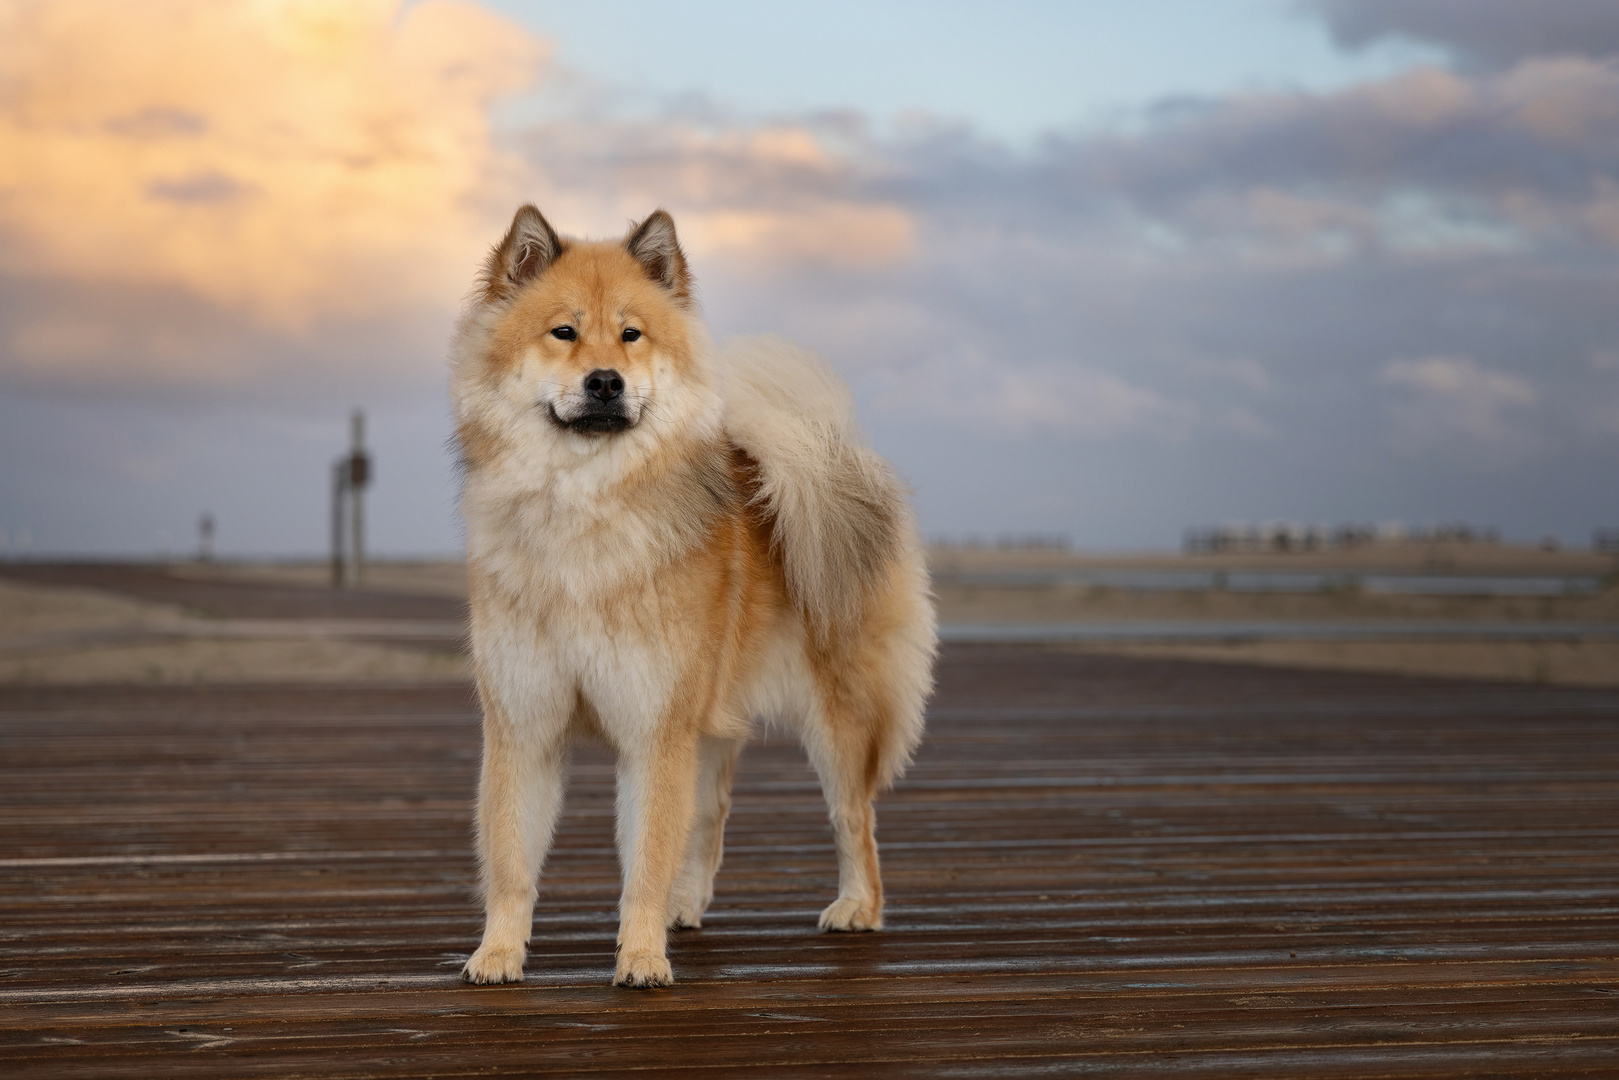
[613,952,674,988]
[819,895,882,932]
[462,943,525,984]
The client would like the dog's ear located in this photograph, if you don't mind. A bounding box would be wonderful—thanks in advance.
[625,210,692,303]
[481,205,564,303]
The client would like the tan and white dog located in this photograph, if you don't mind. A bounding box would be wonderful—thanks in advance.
[451,205,936,987]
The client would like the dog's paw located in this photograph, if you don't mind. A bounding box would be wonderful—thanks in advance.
[613,952,674,988]
[462,943,526,984]
[818,895,883,932]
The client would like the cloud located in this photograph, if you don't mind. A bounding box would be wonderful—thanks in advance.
[0,0,545,353]
[1308,0,1619,70]
[1047,58,1619,263]
[869,349,1195,439]
[1184,356,1273,395]
[682,204,914,269]
[513,118,917,269]
[1380,355,1538,453]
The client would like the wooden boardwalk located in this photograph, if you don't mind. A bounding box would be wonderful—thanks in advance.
[3,647,1618,1076]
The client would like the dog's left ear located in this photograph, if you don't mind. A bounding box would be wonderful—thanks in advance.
[625,210,692,304]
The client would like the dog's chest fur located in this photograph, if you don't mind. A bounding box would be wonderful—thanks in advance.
[464,434,741,629]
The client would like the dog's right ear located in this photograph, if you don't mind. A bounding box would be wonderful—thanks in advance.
[480,205,564,304]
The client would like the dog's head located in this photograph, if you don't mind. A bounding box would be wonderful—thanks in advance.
[452,206,717,474]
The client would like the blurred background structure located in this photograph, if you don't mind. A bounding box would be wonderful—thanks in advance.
[330,409,370,588]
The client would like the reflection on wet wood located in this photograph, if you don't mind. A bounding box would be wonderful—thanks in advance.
[3,647,1618,1076]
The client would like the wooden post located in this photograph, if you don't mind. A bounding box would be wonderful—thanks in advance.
[197,513,215,563]
[348,409,370,588]
[331,460,348,588]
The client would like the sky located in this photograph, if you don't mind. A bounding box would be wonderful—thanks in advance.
[1,0,1617,557]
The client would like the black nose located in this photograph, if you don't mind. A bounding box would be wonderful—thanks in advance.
[584,369,624,402]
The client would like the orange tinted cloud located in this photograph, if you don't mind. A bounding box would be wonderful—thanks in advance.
[0,0,545,330]
[520,119,917,270]
[681,203,915,268]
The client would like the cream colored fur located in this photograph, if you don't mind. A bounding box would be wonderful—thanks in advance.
[452,206,936,989]
[719,334,908,639]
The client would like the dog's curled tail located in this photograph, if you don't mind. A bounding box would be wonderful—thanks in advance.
[718,334,910,639]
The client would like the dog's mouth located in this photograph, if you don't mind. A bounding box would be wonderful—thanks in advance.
[547,402,635,435]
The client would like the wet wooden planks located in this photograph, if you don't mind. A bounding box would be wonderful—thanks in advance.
[2,648,1618,1076]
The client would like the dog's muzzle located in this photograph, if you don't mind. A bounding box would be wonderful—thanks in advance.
[547,368,636,434]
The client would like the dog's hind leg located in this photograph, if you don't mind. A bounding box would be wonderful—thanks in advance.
[613,729,701,987]
[668,735,743,929]
[802,698,887,932]
[463,691,570,985]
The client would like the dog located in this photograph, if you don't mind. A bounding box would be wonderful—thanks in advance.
[450,205,936,988]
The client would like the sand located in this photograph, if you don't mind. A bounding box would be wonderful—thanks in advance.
[165,559,472,599]
[0,576,188,644]
[0,578,467,685]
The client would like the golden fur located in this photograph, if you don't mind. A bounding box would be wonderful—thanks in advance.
[452,205,936,987]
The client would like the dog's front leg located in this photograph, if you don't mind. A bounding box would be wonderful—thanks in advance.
[463,691,569,984]
[612,729,700,987]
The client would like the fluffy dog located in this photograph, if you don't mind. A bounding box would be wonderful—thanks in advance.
[451,205,936,987]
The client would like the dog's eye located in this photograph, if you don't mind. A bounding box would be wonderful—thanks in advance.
[621,327,641,343]
[550,326,576,341]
